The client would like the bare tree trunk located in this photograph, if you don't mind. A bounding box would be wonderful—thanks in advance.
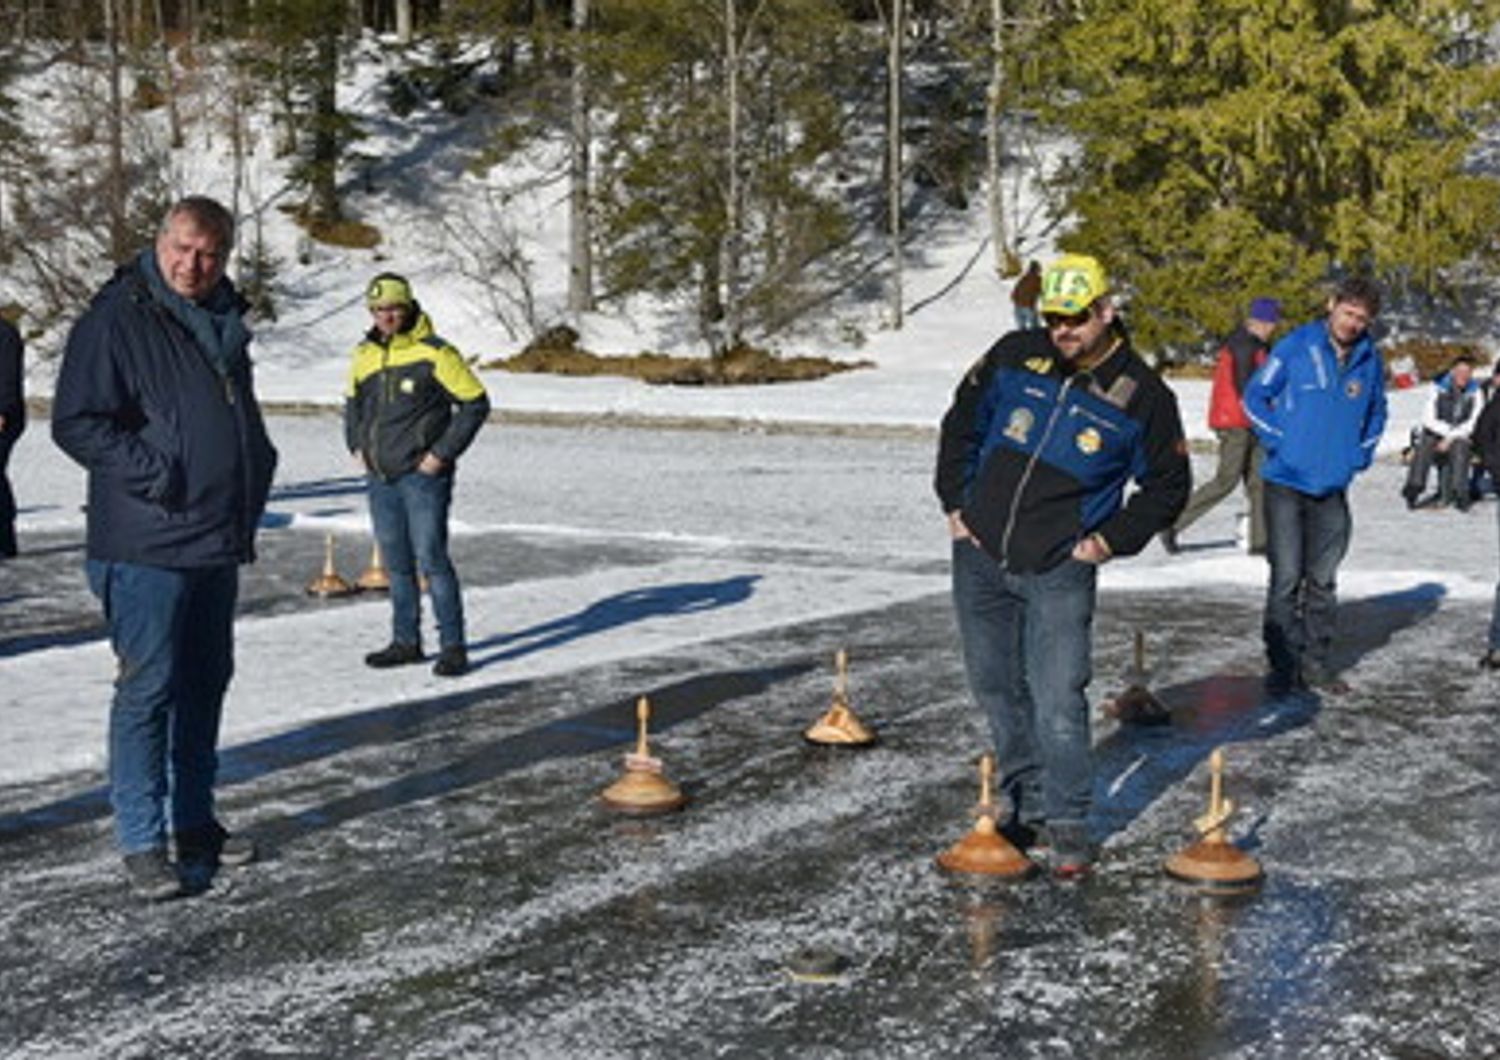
[103,0,129,262]
[886,0,904,329]
[395,0,412,40]
[308,21,342,220]
[152,0,182,148]
[567,0,593,314]
[986,0,1012,276]
[719,0,741,354]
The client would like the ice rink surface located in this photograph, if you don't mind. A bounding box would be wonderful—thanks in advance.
[1,415,1497,1058]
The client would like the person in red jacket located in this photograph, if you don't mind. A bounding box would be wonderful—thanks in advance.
[1162,297,1281,555]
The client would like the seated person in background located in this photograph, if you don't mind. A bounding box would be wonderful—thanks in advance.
[1402,354,1483,511]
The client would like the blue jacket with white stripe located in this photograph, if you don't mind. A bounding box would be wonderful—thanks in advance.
[1243,319,1387,497]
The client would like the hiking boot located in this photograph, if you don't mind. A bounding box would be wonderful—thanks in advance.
[433,646,469,678]
[999,818,1045,853]
[364,642,424,669]
[1048,823,1094,881]
[1302,666,1350,696]
[1263,669,1303,698]
[124,849,182,902]
[175,822,257,868]
[1479,649,1500,671]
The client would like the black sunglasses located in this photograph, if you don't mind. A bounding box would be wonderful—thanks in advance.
[1043,308,1093,329]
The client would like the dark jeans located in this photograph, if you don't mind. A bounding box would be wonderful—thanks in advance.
[86,560,238,854]
[1405,430,1472,506]
[1490,501,1500,652]
[0,432,16,556]
[367,469,465,651]
[1174,427,1265,550]
[951,540,1097,829]
[1262,480,1351,681]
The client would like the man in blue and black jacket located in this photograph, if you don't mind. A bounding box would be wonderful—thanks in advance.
[1244,276,1387,697]
[53,196,278,901]
[935,253,1189,879]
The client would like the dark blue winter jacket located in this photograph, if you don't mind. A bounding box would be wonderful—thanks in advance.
[52,256,278,567]
[1243,319,1387,497]
[935,325,1190,572]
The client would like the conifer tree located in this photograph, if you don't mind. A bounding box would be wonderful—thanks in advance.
[591,0,856,354]
[1047,0,1500,353]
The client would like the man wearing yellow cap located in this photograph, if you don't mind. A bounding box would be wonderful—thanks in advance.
[935,253,1189,879]
[345,273,489,677]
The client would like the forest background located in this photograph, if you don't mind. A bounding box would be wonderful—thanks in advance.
[2,0,1500,373]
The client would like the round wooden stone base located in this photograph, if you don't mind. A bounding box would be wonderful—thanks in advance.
[936,823,1036,879]
[599,771,687,815]
[1164,840,1263,891]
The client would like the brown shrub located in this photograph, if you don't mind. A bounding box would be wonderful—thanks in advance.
[1385,338,1490,381]
[488,338,871,385]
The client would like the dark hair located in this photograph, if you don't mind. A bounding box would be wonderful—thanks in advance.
[161,196,235,251]
[1332,275,1381,317]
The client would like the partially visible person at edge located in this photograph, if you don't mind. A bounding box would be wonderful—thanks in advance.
[1161,297,1281,556]
[0,313,24,559]
[1010,260,1043,331]
[1401,353,1482,512]
[935,253,1190,880]
[1473,386,1500,671]
[1243,276,1387,698]
[345,273,489,679]
[52,196,278,902]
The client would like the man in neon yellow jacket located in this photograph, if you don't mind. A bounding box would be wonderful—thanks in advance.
[345,273,489,677]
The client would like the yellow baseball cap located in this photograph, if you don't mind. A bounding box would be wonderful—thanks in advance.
[1040,254,1109,315]
[366,273,413,308]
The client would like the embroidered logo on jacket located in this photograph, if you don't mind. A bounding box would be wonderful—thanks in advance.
[1075,427,1102,455]
[1004,407,1035,444]
[1345,379,1362,399]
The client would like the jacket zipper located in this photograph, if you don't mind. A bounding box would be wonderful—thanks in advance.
[1000,374,1074,568]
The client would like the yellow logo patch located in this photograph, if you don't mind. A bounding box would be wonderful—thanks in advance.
[1075,427,1102,455]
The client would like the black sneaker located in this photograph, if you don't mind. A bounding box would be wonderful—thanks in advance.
[175,823,257,868]
[1479,650,1500,671]
[365,642,424,668]
[1302,666,1350,696]
[124,849,183,902]
[1048,822,1095,881]
[433,646,469,678]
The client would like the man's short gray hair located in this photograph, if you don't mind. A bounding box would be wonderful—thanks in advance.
[161,196,235,251]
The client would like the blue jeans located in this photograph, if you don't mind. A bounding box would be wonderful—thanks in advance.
[87,560,238,854]
[367,469,465,650]
[1262,480,1351,680]
[1490,501,1500,651]
[951,540,1097,829]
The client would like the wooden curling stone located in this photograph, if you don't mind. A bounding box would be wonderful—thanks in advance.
[804,648,877,747]
[936,753,1035,879]
[600,696,687,815]
[1164,747,1263,892]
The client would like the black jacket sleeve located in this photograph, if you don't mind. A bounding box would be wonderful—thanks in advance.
[935,338,1008,512]
[1474,389,1500,470]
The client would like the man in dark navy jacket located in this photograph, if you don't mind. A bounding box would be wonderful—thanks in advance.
[936,253,1189,879]
[0,314,23,558]
[53,196,277,901]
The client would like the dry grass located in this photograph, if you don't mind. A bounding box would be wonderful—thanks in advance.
[487,327,872,385]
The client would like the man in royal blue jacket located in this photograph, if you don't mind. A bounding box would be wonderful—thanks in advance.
[936,254,1189,878]
[1243,277,1387,697]
[53,196,278,901]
